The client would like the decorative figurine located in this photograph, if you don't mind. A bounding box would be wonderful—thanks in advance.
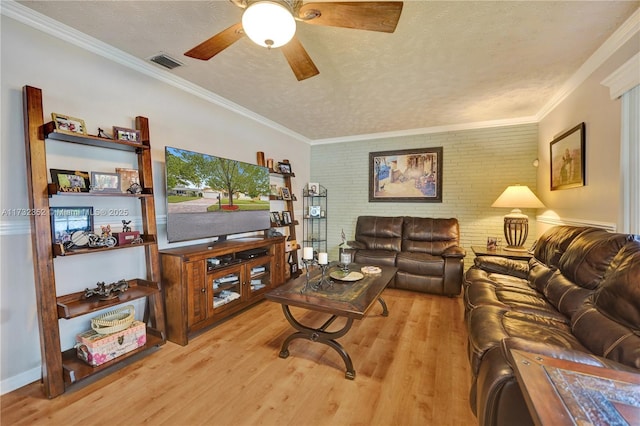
[83,279,129,300]
[122,220,132,233]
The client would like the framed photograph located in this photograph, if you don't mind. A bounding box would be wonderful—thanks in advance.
[50,169,90,193]
[270,211,282,226]
[280,187,292,201]
[487,237,498,251]
[50,206,93,244]
[550,122,585,191]
[116,168,140,193]
[112,126,141,144]
[369,147,443,202]
[281,211,292,225]
[90,171,121,193]
[307,182,319,195]
[278,162,292,174]
[309,205,321,218]
[51,113,87,135]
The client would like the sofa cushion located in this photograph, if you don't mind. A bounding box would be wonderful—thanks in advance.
[527,258,556,293]
[474,256,529,279]
[353,249,397,267]
[354,216,403,252]
[401,217,459,255]
[396,251,443,275]
[556,229,632,290]
[532,225,591,267]
[571,240,640,369]
[467,306,586,376]
[542,229,633,318]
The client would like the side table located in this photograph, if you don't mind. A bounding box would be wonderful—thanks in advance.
[471,245,533,261]
[510,349,640,425]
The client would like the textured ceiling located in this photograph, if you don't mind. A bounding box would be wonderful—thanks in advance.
[15,1,640,141]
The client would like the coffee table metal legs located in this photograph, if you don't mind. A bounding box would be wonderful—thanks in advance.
[278,297,388,380]
[378,296,389,316]
[279,304,356,379]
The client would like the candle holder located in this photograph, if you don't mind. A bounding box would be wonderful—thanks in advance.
[300,259,333,292]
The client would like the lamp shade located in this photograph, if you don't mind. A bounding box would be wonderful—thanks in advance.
[491,185,545,209]
[242,1,296,48]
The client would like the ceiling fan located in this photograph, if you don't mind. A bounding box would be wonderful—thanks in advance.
[184,0,403,81]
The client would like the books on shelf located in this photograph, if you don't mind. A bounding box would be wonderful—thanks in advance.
[213,290,241,308]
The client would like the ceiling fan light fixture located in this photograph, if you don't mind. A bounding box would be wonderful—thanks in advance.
[242,1,296,48]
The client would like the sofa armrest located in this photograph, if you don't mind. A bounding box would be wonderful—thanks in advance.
[346,241,367,250]
[442,246,466,258]
[474,256,529,279]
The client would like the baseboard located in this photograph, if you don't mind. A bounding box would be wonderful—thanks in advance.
[536,215,617,232]
[1,366,40,395]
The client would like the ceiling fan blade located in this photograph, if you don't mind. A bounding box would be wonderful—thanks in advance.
[281,36,320,81]
[299,2,403,33]
[184,22,244,60]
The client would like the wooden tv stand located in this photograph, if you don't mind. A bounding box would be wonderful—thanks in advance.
[160,237,286,345]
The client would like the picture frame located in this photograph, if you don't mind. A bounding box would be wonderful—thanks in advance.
[112,126,141,144]
[550,122,585,191]
[369,147,443,202]
[309,205,321,218]
[270,211,282,226]
[51,113,87,135]
[307,182,319,195]
[487,237,498,251]
[278,162,292,175]
[280,187,292,201]
[281,211,292,225]
[50,206,94,244]
[115,168,140,193]
[90,171,121,193]
[50,169,91,193]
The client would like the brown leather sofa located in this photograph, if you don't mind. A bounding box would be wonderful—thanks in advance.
[464,225,640,426]
[348,216,465,296]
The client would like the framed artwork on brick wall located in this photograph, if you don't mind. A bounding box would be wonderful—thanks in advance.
[369,147,443,202]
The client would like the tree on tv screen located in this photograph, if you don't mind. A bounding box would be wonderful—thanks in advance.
[166,148,269,208]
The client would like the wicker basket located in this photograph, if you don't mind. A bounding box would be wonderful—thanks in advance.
[91,305,135,335]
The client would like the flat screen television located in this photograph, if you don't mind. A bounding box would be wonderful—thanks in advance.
[165,146,271,243]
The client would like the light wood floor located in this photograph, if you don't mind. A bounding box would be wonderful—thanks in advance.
[1,289,477,425]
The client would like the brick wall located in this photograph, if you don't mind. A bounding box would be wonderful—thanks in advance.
[309,123,539,269]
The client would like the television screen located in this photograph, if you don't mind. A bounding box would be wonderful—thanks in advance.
[165,146,271,243]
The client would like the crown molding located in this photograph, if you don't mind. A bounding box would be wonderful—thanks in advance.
[1,0,311,144]
[601,52,640,99]
[536,7,640,121]
[310,116,539,145]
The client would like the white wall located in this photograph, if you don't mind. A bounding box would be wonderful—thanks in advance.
[537,33,640,232]
[0,16,310,393]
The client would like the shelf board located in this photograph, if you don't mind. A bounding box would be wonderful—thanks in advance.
[269,169,295,178]
[48,183,153,197]
[62,327,164,385]
[53,234,156,257]
[56,278,160,319]
[44,123,149,152]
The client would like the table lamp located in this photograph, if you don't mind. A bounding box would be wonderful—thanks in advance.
[491,185,545,251]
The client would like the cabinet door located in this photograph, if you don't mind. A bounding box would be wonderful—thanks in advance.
[208,265,243,316]
[245,256,273,299]
[185,261,207,328]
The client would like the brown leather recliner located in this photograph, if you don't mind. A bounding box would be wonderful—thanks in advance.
[349,216,465,296]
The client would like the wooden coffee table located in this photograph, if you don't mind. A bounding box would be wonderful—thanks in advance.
[265,263,396,379]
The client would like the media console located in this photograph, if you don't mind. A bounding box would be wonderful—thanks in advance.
[160,237,286,345]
